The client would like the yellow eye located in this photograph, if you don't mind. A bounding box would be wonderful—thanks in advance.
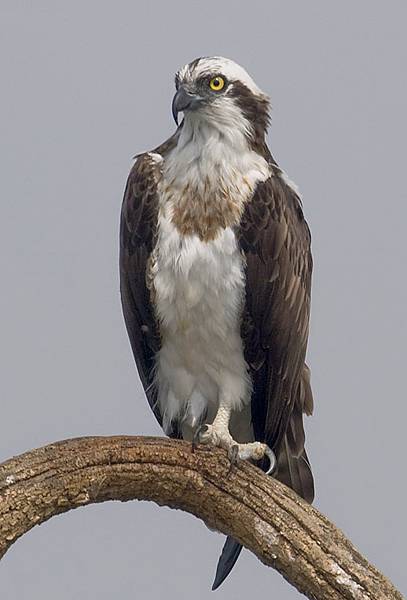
[209,76,225,91]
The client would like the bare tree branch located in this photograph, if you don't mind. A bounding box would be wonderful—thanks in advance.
[0,436,402,599]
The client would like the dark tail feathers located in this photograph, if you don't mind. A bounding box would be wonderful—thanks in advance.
[212,536,243,590]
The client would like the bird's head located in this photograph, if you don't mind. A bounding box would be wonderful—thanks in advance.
[172,57,270,147]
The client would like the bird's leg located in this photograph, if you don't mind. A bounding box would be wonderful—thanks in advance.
[195,404,276,475]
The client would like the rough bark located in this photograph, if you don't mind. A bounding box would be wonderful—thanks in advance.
[0,436,402,599]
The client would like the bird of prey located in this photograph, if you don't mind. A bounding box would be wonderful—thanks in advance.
[120,56,314,590]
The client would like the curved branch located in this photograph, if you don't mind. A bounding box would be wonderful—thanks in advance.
[0,436,402,599]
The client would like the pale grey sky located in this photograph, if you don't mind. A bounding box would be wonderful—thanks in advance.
[0,1,406,598]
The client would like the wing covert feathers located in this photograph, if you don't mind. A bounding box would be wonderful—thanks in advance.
[239,170,314,500]
[119,153,162,427]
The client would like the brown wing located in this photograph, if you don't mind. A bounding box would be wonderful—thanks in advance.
[120,131,180,434]
[239,168,314,501]
[119,152,164,428]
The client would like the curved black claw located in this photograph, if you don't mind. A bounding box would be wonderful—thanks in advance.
[227,444,240,475]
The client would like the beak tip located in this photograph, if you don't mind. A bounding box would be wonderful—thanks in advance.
[172,102,179,126]
[172,86,196,127]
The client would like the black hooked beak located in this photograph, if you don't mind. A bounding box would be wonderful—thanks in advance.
[172,86,200,125]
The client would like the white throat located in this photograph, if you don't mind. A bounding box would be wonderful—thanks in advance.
[163,111,270,198]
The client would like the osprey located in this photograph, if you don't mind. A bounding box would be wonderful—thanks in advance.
[120,56,314,589]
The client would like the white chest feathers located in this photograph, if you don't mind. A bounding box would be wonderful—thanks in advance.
[151,216,251,433]
[153,216,245,337]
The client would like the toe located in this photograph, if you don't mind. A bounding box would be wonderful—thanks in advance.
[192,424,215,448]
[198,424,213,444]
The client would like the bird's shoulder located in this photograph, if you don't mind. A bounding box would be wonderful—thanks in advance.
[120,132,180,252]
[239,166,311,260]
[120,155,160,255]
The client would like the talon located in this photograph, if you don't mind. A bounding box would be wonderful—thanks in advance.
[264,446,276,475]
[227,444,240,474]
